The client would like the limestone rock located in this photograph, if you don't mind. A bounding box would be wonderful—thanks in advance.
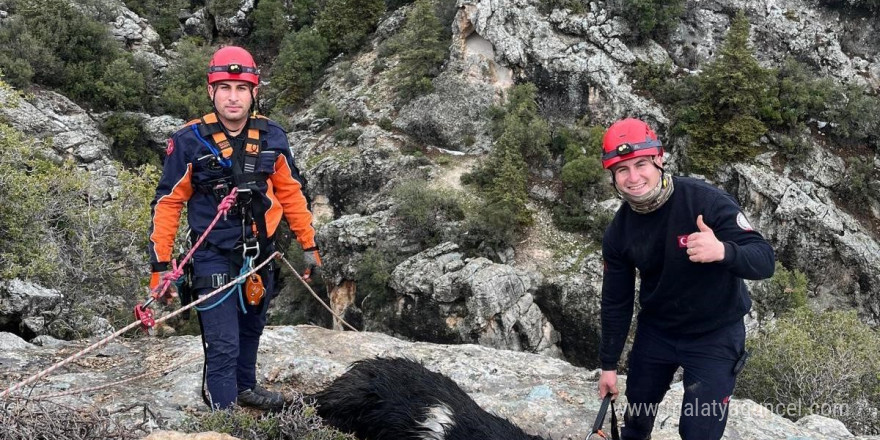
[796,414,854,438]
[143,114,186,147]
[210,0,254,37]
[535,271,605,368]
[76,0,169,70]
[386,242,562,357]
[184,8,213,41]
[457,0,667,124]
[0,88,112,163]
[0,332,33,351]
[2,326,874,439]
[718,163,880,325]
[395,74,497,153]
[298,125,419,216]
[0,279,63,339]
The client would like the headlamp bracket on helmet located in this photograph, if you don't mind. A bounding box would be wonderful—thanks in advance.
[208,64,260,75]
[601,139,662,161]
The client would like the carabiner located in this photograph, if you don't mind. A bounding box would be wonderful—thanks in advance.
[242,239,260,260]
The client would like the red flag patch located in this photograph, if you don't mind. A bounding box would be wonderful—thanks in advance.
[166,138,175,156]
[677,235,689,248]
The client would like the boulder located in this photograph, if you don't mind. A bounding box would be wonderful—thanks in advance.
[0,279,63,339]
[385,242,562,357]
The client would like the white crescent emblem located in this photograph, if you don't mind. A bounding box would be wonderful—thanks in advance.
[736,212,753,231]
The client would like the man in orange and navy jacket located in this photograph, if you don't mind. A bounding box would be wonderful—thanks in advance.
[148,46,321,411]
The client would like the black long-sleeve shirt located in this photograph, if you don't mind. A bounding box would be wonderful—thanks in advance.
[599,177,775,370]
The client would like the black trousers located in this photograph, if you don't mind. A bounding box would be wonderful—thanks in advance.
[622,319,745,440]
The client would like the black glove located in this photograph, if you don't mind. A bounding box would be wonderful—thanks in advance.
[302,247,322,282]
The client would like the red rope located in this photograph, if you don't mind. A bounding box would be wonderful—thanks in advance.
[152,188,239,301]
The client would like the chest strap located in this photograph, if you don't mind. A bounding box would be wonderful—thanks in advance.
[187,112,269,171]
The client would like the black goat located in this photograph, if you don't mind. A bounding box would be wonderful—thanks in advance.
[312,357,546,440]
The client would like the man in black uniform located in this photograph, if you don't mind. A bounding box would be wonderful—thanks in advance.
[596,118,775,439]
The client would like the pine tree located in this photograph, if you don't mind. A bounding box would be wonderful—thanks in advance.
[677,10,778,172]
[391,0,448,103]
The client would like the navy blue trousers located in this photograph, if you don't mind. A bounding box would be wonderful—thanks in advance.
[194,249,275,409]
[622,319,745,440]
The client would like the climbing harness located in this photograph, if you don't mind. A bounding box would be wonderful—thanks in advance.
[134,188,240,331]
[588,394,620,440]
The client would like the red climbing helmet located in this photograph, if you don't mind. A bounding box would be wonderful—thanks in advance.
[601,118,663,169]
[207,46,260,86]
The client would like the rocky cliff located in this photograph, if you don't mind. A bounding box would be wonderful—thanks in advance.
[0,0,879,436]
[2,326,877,440]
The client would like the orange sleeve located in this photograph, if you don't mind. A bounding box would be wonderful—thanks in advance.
[148,164,193,264]
[269,155,316,249]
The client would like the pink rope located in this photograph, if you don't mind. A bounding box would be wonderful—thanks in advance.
[152,188,239,300]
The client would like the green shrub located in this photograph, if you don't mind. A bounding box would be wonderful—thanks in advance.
[460,83,551,251]
[551,125,613,236]
[752,262,808,320]
[491,83,552,167]
[837,156,878,206]
[313,94,344,125]
[0,0,149,110]
[356,247,398,306]
[738,308,880,434]
[206,0,241,20]
[268,27,331,112]
[333,127,362,144]
[674,11,778,173]
[179,399,356,440]
[630,60,682,104]
[0,121,159,334]
[315,0,385,54]
[775,59,834,130]
[102,113,161,169]
[94,56,151,110]
[386,0,416,10]
[619,0,684,43]
[158,38,213,119]
[392,179,465,246]
[249,0,321,54]
[378,117,394,131]
[821,84,880,149]
[388,0,448,104]
[561,156,603,188]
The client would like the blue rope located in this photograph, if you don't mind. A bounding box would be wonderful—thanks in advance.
[194,257,253,313]
[190,124,232,169]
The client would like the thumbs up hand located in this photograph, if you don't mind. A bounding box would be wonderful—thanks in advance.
[686,215,725,263]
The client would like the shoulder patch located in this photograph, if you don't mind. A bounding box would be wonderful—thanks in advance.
[736,212,753,231]
[166,138,175,156]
